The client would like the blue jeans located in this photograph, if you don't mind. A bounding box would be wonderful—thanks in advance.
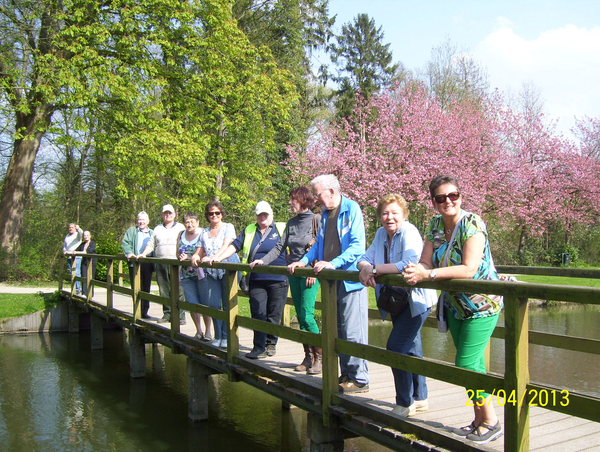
[387,306,430,407]
[67,256,82,292]
[203,274,227,341]
[337,283,369,385]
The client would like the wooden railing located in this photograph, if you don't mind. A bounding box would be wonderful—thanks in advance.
[60,256,600,452]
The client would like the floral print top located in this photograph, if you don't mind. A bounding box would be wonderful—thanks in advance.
[426,210,503,319]
[178,232,201,280]
[199,223,236,280]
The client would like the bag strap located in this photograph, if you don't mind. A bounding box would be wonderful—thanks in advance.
[441,211,466,268]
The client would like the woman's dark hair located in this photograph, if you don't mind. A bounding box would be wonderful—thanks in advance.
[429,175,460,198]
[184,212,199,221]
[204,200,225,221]
[289,186,314,211]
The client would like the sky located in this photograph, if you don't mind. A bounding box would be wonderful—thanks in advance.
[316,0,600,138]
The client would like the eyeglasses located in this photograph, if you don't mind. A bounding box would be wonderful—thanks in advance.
[208,211,222,217]
[433,192,460,204]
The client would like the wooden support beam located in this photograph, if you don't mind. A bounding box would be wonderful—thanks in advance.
[128,329,146,378]
[90,314,103,350]
[187,358,212,421]
[320,279,338,427]
[307,412,344,452]
[504,296,530,452]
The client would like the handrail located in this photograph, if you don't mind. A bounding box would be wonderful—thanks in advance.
[60,254,600,452]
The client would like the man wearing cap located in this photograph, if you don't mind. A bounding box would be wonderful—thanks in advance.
[121,211,154,318]
[288,174,370,394]
[137,204,186,324]
[207,201,287,359]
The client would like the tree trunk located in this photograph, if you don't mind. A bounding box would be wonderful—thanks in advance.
[0,106,53,253]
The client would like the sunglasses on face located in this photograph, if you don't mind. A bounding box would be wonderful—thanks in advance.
[434,192,460,204]
[208,211,222,217]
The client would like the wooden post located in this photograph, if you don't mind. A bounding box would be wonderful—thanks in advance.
[504,296,530,452]
[90,314,103,350]
[226,269,239,371]
[132,260,141,321]
[58,255,64,292]
[307,412,344,452]
[68,303,80,333]
[106,259,114,309]
[282,287,292,327]
[320,278,338,426]
[170,264,180,337]
[118,260,124,287]
[128,329,146,378]
[187,357,212,421]
[70,258,77,296]
[85,258,93,302]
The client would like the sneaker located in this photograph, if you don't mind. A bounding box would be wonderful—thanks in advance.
[391,403,416,417]
[451,422,477,437]
[338,374,350,384]
[246,348,267,359]
[219,339,227,348]
[195,332,204,341]
[157,315,170,323]
[202,334,213,342]
[339,380,369,394]
[266,344,276,356]
[414,399,429,412]
[179,317,186,325]
[211,339,221,347]
[466,421,503,445]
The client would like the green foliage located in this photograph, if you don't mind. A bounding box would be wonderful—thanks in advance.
[94,232,123,281]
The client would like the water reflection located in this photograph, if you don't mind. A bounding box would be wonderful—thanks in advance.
[0,332,390,452]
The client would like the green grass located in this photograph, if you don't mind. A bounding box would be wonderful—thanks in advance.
[516,275,600,287]
[0,292,63,320]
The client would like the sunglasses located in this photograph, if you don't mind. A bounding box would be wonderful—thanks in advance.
[208,211,222,217]
[434,192,460,204]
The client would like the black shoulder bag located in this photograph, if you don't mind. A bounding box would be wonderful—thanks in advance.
[376,241,411,317]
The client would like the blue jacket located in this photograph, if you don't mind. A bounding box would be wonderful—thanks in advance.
[358,222,436,319]
[300,195,365,292]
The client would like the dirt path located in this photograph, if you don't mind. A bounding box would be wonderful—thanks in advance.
[0,283,56,294]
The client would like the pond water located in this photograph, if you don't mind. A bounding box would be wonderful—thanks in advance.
[0,303,598,451]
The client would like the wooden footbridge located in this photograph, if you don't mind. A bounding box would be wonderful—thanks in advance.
[59,256,600,452]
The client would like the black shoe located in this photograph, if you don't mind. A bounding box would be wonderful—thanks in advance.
[157,315,170,323]
[141,314,151,319]
[266,344,276,356]
[246,348,267,359]
[451,422,477,437]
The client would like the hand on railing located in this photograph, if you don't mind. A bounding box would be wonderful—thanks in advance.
[249,259,264,269]
[287,261,305,274]
[306,277,317,287]
[191,254,201,267]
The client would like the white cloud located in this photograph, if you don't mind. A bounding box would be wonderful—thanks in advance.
[474,24,600,136]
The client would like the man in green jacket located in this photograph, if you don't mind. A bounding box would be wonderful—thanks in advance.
[122,211,154,319]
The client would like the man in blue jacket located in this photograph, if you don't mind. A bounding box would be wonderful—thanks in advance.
[288,174,369,393]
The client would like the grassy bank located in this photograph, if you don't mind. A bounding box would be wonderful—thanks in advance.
[0,292,63,320]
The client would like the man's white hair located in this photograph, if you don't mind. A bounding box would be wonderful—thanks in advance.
[310,174,340,193]
[137,211,149,221]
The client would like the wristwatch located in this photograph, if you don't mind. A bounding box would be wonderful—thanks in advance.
[372,265,378,276]
[430,270,437,281]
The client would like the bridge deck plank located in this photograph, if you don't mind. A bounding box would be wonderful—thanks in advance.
[73,287,599,452]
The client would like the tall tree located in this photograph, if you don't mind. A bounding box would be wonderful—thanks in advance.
[328,13,398,119]
[0,0,297,253]
[425,38,489,109]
